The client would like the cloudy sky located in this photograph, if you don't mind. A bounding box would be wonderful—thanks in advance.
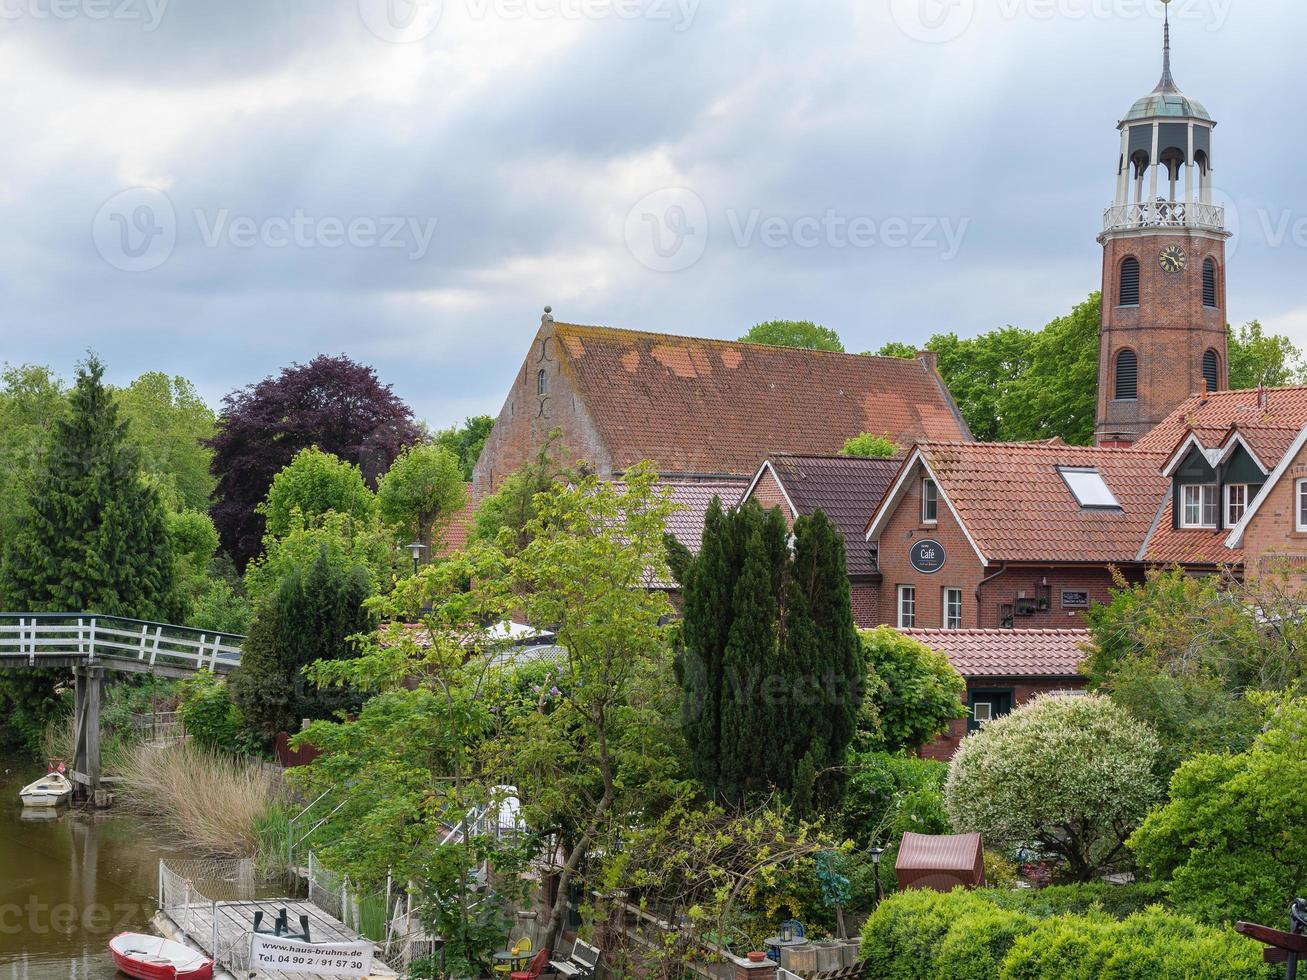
[1,0,1303,427]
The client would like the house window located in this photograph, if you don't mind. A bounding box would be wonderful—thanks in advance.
[1298,480,1307,533]
[1119,256,1140,306]
[897,586,916,628]
[1181,484,1218,528]
[537,369,548,396]
[1226,484,1249,526]
[1114,349,1138,401]
[943,588,963,630]
[1203,349,1220,393]
[1203,258,1218,308]
[921,479,939,524]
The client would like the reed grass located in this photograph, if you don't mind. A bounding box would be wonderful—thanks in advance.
[114,741,282,858]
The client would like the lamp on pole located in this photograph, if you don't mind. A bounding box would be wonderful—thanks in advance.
[406,541,427,576]
[869,846,886,905]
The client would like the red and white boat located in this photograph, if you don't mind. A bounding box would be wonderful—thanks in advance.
[109,933,214,980]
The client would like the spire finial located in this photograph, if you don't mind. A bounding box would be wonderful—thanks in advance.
[1155,0,1179,94]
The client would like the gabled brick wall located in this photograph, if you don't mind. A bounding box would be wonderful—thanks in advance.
[1242,438,1307,590]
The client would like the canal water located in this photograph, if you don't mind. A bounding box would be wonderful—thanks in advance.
[0,758,188,980]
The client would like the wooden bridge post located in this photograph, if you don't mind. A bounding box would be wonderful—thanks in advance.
[71,665,105,796]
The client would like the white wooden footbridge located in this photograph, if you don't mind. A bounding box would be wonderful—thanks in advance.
[0,613,244,794]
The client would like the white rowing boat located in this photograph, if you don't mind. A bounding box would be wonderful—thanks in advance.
[19,770,73,807]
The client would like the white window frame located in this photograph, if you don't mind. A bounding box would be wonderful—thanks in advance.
[972,701,994,725]
[1225,484,1249,528]
[921,479,939,525]
[897,585,916,628]
[1180,483,1218,529]
[943,587,963,630]
[1298,480,1307,533]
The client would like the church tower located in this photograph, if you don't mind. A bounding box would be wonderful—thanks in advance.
[1096,1,1230,448]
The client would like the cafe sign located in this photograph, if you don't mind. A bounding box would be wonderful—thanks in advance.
[909,539,947,574]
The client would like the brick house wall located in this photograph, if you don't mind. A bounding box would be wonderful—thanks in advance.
[472,321,613,498]
[875,461,986,629]
[748,467,794,524]
[919,678,1088,762]
[1097,232,1228,445]
[851,581,881,630]
[873,461,1140,629]
[1241,439,1307,589]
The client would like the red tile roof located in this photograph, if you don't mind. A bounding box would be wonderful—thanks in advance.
[656,481,747,552]
[1135,387,1307,453]
[553,323,971,477]
[760,454,901,577]
[901,628,1090,678]
[435,485,476,556]
[887,442,1169,563]
[1141,522,1243,565]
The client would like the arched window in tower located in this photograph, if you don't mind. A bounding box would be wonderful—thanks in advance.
[1115,349,1138,401]
[1203,258,1218,308]
[1203,349,1220,393]
[1119,256,1141,306]
[537,369,548,396]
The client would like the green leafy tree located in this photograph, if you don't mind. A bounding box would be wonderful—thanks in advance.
[0,356,179,620]
[244,510,397,605]
[858,628,966,752]
[114,372,218,513]
[840,433,901,458]
[1131,692,1307,927]
[471,430,571,555]
[741,320,845,352]
[435,415,495,481]
[999,293,1102,445]
[257,447,377,540]
[1228,319,1306,388]
[946,694,1161,882]
[229,547,374,738]
[376,442,467,558]
[0,364,67,546]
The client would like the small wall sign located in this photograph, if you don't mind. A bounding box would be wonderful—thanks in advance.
[1061,590,1090,609]
[910,539,947,574]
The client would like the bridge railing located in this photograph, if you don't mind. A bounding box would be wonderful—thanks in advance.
[0,613,244,673]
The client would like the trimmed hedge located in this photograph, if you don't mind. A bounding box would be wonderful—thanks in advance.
[859,889,1270,980]
[981,882,1170,919]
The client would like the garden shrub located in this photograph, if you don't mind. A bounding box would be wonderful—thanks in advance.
[178,670,261,755]
[982,881,1169,919]
[859,889,1266,980]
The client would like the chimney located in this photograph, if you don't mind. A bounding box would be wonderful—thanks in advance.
[917,349,939,374]
[1200,377,1209,403]
[1259,383,1269,412]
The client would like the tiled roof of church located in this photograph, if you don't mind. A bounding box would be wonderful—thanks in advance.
[552,323,972,477]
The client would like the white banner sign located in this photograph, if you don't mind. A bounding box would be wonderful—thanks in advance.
[249,934,375,977]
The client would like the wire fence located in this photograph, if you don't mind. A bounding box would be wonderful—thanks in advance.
[158,857,259,974]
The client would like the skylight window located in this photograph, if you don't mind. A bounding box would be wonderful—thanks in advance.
[1058,467,1122,510]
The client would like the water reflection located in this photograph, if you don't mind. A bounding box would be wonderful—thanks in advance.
[0,758,186,979]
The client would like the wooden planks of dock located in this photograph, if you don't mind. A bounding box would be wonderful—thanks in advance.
[162,899,397,979]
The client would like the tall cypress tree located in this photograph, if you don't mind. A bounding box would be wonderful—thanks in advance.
[679,502,864,808]
[0,356,178,619]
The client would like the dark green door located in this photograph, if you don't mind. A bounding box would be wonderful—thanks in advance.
[968,689,1015,733]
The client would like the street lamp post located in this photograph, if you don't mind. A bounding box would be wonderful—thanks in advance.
[870,846,885,906]
[406,541,427,576]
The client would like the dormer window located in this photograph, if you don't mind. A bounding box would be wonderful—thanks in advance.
[1181,484,1218,529]
[1058,467,1121,510]
[921,478,939,524]
[1225,484,1248,526]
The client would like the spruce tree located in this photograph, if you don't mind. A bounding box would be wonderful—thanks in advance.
[0,356,178,620]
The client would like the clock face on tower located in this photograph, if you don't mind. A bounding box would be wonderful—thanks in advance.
[1159,245,1188,274]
